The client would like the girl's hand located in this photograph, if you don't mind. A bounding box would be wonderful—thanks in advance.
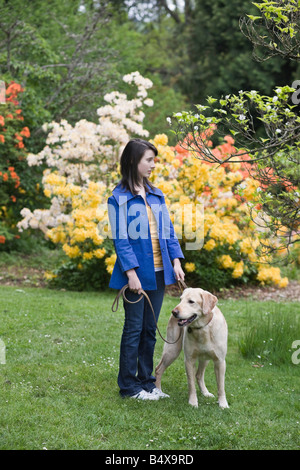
[126,268,142,294]
[173,258,185,281]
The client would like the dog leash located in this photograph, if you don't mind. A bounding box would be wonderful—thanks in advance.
[111,279,188,345]
[177,278,188,293]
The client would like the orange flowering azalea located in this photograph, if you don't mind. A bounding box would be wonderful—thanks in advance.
[6,82,23,95]
[6,82,24,105]
[20,127,30,138]
[224,135,235,145]
[8,167,20,188]
[0,80,28,246]
[173,144,190,165]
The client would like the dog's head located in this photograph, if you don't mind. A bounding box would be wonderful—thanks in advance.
[172,287,218,327]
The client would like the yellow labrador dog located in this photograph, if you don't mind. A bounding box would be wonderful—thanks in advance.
[155,287,229,409]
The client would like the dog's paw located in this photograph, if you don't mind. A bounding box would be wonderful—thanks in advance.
[218,397,229,409]
[203,391,215,398]
[188,398,198,408]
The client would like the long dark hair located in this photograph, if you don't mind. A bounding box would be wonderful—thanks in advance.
[120,138,158,195]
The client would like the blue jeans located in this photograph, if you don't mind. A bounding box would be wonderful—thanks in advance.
[118,270,165,397]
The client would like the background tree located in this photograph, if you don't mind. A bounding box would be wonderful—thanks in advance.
[171,0,300,256]
[120,0,297,103]
[0,0,189,149]
[240,0,300,62]
[0,0,117,152]
[105,9,187,141]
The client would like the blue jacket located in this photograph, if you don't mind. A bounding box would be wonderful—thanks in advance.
[107,183,184,290]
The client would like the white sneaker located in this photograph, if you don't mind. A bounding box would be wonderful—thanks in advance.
[150,387,170,398]
[130,390,159,401]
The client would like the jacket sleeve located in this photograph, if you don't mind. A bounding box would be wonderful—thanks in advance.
[107,196,140,273]
[160,196,184,261]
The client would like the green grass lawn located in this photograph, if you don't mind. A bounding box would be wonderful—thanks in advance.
[0,285,299,450]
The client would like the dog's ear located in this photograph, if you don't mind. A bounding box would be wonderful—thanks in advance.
[202,291,218,315]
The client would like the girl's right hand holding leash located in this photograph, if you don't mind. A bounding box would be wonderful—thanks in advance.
[126,268,143,294]
[173,258,185,282]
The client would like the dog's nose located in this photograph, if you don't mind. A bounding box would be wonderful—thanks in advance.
[172,308,179,318]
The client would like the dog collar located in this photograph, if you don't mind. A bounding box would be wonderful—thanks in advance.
[187,312,214,334]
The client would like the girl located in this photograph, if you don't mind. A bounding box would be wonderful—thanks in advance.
[108,138,185,400]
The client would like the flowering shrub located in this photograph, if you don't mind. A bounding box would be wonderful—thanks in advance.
[149,132,288,290]
[18,71,153,233]
[42,178,116,290]
[171,87,300,252]
[17,72,288,290]
[0,82,31,248]
[18,72,152,289]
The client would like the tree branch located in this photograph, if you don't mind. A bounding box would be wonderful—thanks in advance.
[157,0,182,23]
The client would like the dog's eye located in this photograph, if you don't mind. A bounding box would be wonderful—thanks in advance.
[188,300,195,304]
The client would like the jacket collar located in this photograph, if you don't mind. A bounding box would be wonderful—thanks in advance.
[112,183,163,205]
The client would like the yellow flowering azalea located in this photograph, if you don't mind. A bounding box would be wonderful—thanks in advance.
[93,248,106,258]
[218,255,235,269]
[153,134,168,146]
[256,266,288,287]
[185,262,196,272]
[62,244,80,258]
[203,239,216,251]
[278,277,289,288]
[83,252,93,261]
[232,261,244,278]
[105,254,117,274]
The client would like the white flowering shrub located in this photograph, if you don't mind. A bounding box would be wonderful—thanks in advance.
[18,71,153,234]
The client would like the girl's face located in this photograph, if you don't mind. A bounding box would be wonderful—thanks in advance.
[137,149,156,181]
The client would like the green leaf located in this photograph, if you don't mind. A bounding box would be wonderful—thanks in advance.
[207,96,218,105]
[247,15,262,20]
